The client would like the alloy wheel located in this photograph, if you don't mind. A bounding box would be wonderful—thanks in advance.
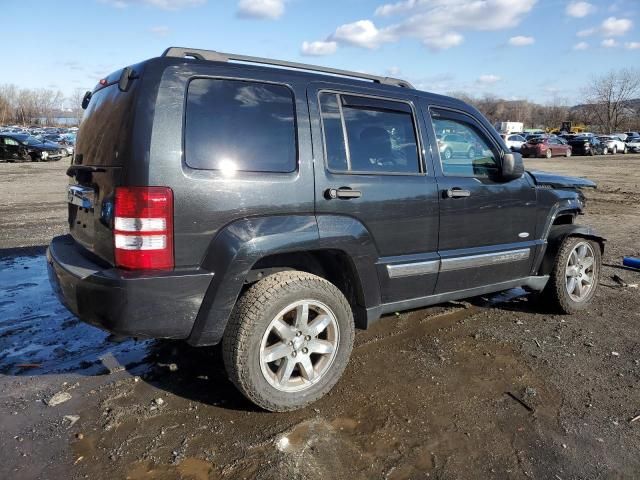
[259,300,340,392]
[565,241,597,302]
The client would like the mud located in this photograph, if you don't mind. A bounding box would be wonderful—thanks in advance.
[0,157,639,479]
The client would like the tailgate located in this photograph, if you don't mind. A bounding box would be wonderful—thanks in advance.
[68,67,141,265]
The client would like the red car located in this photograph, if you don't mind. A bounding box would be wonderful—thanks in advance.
[520,137,572,158]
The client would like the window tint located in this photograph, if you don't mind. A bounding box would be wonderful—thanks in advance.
[431,110,499,178]
[185,79,296,173]
[319,92,420,174]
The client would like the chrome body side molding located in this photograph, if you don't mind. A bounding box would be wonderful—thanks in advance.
[439,248,530,272]
[386,260,440,278]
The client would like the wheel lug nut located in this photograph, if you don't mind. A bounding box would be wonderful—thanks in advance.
[305,335,311,341]
[302,347,308,354]
[296,331,302,336]
[288,341,293,346]
[292,351,297,357]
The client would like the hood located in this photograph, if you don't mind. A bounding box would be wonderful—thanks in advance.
[527,170,596,189]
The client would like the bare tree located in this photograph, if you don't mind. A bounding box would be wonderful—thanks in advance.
[583,69,640,133]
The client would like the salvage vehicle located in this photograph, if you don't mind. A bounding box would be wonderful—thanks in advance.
[567,135,607,156]
[598,135,627,155]
[626,137,640,153]
[47,47,604,412]
[12,134,66,161]
[500,133,526,151]
[0,135,31,162]
[520,136,571,158]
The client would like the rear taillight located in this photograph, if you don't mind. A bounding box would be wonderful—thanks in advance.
[113,186,174,270]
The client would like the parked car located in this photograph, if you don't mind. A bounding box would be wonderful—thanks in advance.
[520,137,571,158]
[598,135,627,154]
[11,134,66,161]
[500,133,526,151]
[626,137,640,153]
[437,132,479,159]
[47,47,604,412]
[624,131,639,139]
[0,134,31,162]
[567,135,607,156]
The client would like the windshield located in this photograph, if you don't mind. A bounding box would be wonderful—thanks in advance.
[528,138,545,144]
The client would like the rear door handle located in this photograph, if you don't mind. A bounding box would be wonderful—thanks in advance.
[445,188,471,198]
[326,187,362,200]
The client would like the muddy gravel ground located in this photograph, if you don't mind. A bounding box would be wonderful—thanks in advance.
[0,157,639,480]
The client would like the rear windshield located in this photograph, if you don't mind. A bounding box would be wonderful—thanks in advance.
[74,80,139,166]
[184,78,297,173]
[528,138,545,144]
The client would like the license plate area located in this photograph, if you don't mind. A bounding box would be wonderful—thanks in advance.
[68,185,95,209]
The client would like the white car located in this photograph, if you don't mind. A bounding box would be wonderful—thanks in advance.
[598,135,628,154]
[626,137,640,153]
[500,133,526,151]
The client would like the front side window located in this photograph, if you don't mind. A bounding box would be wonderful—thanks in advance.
[431,109,499,178]
[185,79,296,173]
[319,92,420,174]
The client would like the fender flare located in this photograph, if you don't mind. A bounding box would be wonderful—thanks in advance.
[535,224,606,276]
[187,214,381,346]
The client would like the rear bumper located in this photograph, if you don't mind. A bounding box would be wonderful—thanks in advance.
[47,235,214,340]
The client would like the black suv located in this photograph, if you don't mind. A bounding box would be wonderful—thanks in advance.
[47,47,604,412]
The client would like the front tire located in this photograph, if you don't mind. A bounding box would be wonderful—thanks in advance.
[545,148,552,159]
[222,271,354,412]
[612,146,617,155]
[540,237,601,314]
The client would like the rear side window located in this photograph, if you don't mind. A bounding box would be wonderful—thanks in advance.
[185,79,296,173]
[319,92,420,174]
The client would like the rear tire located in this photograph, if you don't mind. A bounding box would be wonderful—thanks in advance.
[443,148,452,160]
[539,237,601,314]
[612,146,617,155]
[222,271,355,412]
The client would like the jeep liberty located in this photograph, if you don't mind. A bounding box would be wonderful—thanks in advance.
[47,47,604,411]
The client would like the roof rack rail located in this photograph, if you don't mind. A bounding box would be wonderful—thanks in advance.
[162,46,414,89]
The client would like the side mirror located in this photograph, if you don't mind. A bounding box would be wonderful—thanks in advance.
[501,152,524,181]
[81,91,92,110]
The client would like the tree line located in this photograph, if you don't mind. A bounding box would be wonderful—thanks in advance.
[1,68,639,132]
[0,85,85,126]
[453,68,640,134]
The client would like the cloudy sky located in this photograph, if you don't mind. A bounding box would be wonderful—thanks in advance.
[3,0,639,103]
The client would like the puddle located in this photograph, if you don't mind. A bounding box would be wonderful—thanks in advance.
[0,255,152,376]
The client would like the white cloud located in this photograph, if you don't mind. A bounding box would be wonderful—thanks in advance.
[573,41,589,50]
[577,28,596,37]
[330,20,392,49]
[477,74,501,85]
[601,38,618,47]
[237,0,285,19]
[387,66,401,76]
[508,35,535,46]
[566,1,595,18]
[307,0,537,54]
[576,16,633,38]
[300,41,338,56]
[375,0,418,17]
[423,32,463,50]
[625,41,640,49]
[100,0,204,9]
[600,16,632,36]
[149,25,170,36]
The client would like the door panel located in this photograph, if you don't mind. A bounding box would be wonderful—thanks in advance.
[308,83,440,303]
[426,106,538,293]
